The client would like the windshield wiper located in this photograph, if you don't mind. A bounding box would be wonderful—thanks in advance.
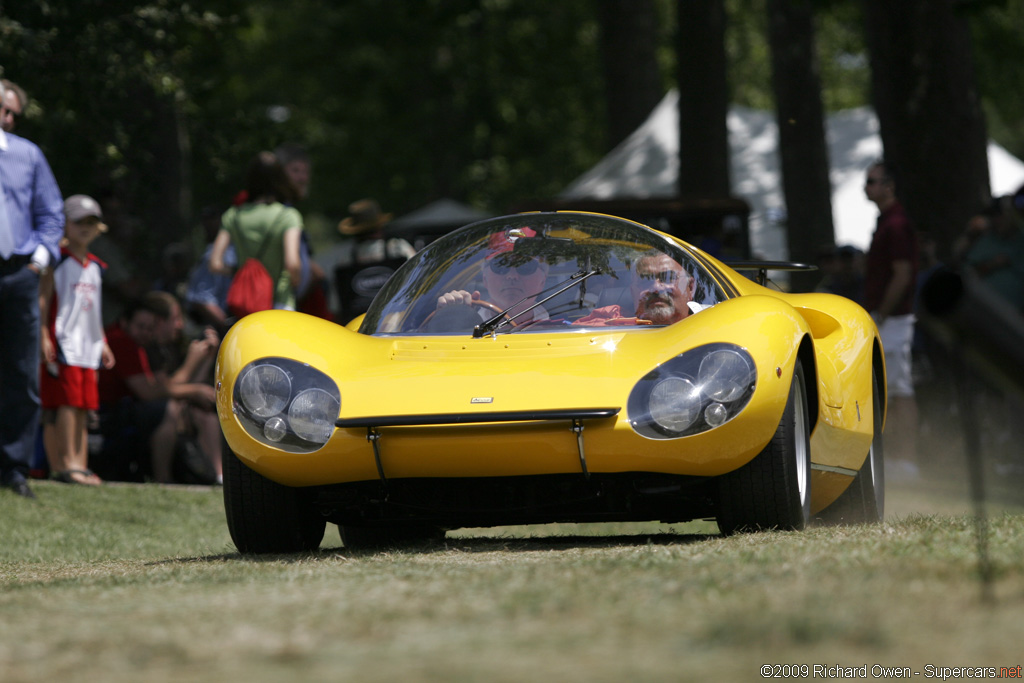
[473,269,601,338]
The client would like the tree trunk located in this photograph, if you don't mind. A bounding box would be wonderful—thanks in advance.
[676,0,731,199]
[597,0,664,151]
[863,0,990,259]
[767,0,835,291]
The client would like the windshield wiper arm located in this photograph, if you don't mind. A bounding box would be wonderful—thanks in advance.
[473,269,601,338]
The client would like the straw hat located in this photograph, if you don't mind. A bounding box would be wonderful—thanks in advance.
[338,198,393,236]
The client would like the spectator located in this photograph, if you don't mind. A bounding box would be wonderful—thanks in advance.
[96,295,218,483]
[274,143,331,320]
[0,80,64,499]
[325,198,415,324]
[275,143,312,201]
[815,244,865,303]
[143,290,221,484]
[95,299,167,481]
[39,195,116,486]
[863,159,919,478]
[153,241,193,303]
[183,205,235,336]
[90,188,148,326]
[952,195,1024,312]
[1,79,27,133]
[209,151,304,313]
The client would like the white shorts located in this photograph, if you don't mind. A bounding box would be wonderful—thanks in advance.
[878,314,915,397]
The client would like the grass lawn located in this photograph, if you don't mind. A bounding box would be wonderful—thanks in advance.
[1,468,1022,682]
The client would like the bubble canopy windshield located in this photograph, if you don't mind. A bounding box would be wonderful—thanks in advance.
[359,212,726,336]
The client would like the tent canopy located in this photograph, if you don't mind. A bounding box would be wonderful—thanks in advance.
[561,90,1024,258]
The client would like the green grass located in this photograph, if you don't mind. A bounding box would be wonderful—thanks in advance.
[2,477,1023,682]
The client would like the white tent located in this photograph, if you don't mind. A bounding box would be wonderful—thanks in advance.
[561,90,1024,259]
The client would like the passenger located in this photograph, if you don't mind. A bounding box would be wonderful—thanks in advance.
[576,250,703,326]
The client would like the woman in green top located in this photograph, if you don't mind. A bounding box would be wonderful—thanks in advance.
[210,151,304,311]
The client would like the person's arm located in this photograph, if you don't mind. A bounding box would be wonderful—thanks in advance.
[209,229,234,275]
[158,330,219,409]
[873,259,914,324]
[38,269,56,363]
[101,340,116,369]
[283,226,303,288]
[166,381,217,410]
[124,372,168,403]
[169,332,218,385]
[31,149,65,266]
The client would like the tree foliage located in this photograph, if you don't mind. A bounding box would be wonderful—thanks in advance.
[2,0,1023,280]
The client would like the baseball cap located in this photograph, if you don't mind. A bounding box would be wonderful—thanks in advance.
[485,227,537,260]
[64,194,104,223]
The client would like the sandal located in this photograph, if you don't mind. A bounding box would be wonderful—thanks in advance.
[51,469,102,486]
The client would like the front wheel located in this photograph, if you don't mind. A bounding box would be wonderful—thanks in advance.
[223,440,326,554]
[717,358,812,534]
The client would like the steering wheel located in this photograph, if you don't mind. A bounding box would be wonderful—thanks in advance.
[420,299,517,332]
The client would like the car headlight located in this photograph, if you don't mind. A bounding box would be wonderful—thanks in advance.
[628,343,756,439]
[649,377,701,433]
[233,358,340,453]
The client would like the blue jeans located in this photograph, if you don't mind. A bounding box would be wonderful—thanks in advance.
[0,262,42,486]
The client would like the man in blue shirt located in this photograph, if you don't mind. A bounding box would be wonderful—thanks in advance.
[0,81,64,499]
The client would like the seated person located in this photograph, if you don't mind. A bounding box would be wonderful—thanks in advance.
[576,250,705,326]
[95,297,219,483]
[433,228,551,327]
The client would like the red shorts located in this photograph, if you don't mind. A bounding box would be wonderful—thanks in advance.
[40,363,99,411]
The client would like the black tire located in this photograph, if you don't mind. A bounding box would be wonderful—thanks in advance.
[339,524,445,550]
[717,358,812,534]
[223,440,326,554]
[815,370,884,525]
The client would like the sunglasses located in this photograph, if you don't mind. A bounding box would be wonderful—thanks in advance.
[636,269,682,285]
[486,259,542,276]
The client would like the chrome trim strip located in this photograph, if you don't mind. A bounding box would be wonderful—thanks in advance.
[336,408,620,429]
[811,463,858,477]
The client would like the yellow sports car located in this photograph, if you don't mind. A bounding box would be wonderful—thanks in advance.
[216,212,885,553]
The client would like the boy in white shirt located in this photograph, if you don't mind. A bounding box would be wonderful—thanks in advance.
[39,195,116,485]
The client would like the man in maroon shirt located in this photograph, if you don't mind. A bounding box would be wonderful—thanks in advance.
[96,298,188,481]
[864,159,919,478]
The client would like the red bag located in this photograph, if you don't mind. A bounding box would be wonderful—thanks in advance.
[225,210,282,319]
[226,257,274,318]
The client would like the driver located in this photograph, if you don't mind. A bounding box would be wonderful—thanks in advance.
[576,250,701,326]
[435,228,551,324]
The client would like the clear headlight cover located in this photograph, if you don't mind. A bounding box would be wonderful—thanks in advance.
[232,358,341,453]
[649,377,701,433]
[289,388,341,444]
[239,364,291,418]
[698,349,756,403]
[628,343,757,439]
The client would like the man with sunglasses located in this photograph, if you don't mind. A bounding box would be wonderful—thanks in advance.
[864,158,919,479]
[436,228,552,324]
[631,251,699,324]
[1,80,26,133]
[576,250,701,327]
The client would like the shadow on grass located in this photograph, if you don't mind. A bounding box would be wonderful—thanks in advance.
[153,531,720,565]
